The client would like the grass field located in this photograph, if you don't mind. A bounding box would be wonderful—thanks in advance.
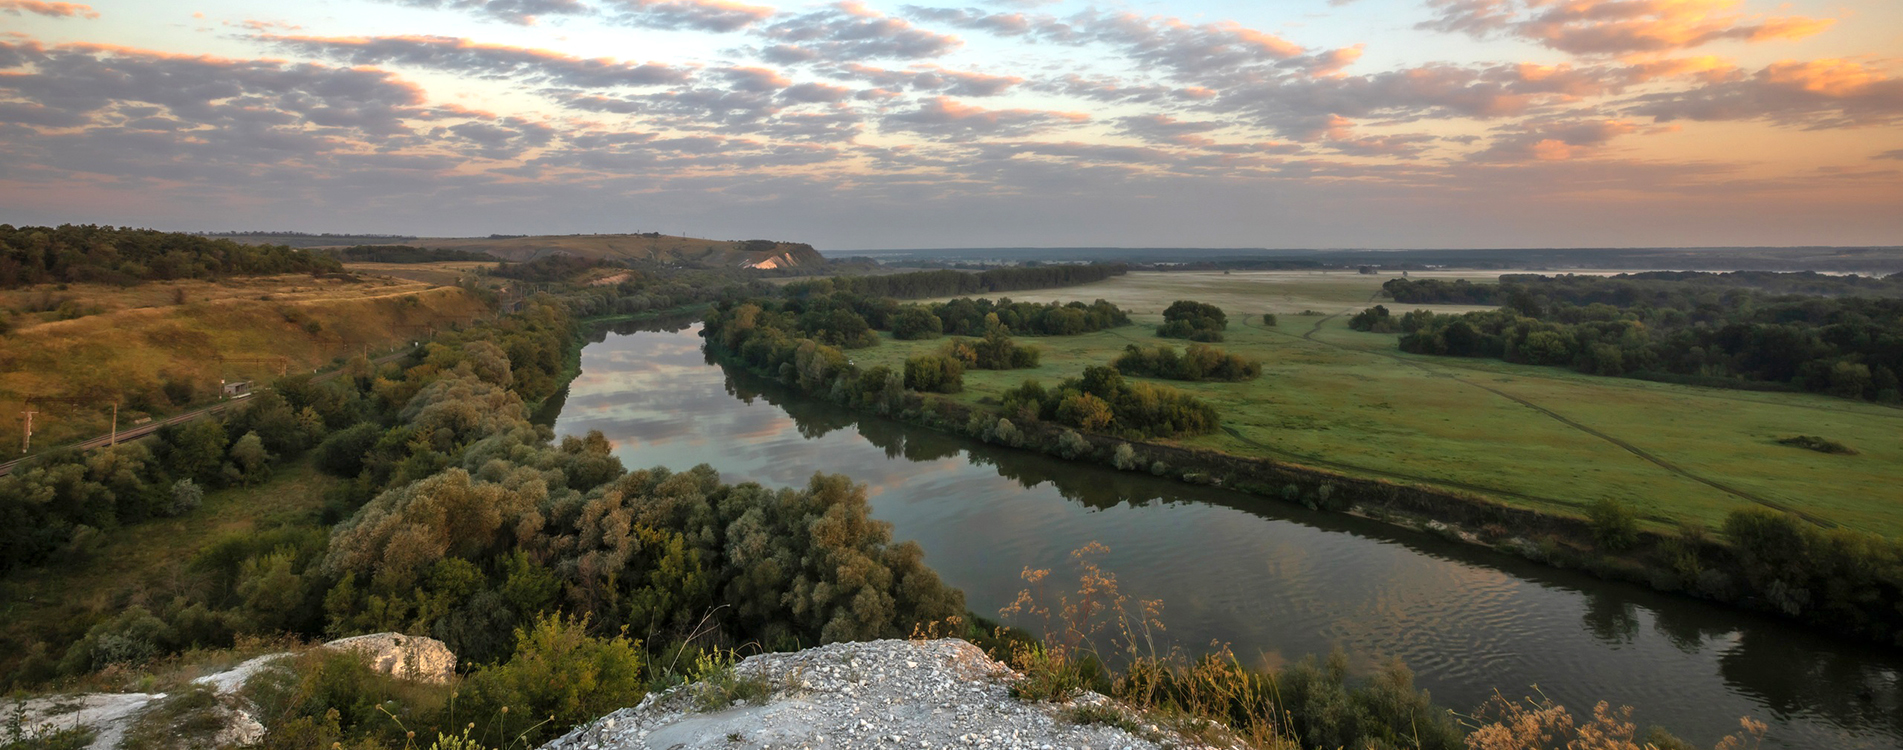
[860,271,1903,537]
[0,271,490,450]
[0,456,337,685]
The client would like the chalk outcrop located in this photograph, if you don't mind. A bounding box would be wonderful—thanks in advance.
[540,639,1207,750]
[323,632,458,684]
[8,633,454,750]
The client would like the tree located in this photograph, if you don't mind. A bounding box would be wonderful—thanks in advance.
[904,354,964,393]
[891,306,944,340]
[230,431,272,486]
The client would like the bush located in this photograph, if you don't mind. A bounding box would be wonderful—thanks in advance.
[1587,498,1639,552]
[58,607,172,674]
[165,478,204,516]
[1261,313,1277,326]
[904,354,964,393]
[461,615,645,746]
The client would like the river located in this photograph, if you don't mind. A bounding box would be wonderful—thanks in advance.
[547,319,1903,749]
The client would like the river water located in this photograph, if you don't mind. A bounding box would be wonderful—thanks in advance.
[548,320,1903,749]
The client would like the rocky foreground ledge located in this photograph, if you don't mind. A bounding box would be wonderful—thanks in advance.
[541,639,1206,750]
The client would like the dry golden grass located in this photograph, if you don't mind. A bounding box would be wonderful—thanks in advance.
[341,261,495,286]
[0,273,490,450]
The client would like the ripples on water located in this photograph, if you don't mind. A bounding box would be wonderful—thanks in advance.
[548,321,1903,750]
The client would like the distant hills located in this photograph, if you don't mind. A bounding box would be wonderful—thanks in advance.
[218,232,823,270]
[839,246,1903,274]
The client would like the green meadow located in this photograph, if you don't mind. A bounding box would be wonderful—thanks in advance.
[858,271,1903,537]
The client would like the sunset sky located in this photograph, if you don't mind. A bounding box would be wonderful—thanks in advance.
[1,0,1899,249]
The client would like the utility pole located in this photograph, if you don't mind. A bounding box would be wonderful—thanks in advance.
[109,402,118,447]
[20,402,35,455]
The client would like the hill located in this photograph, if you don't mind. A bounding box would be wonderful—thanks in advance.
[0,272,490,452]
[392,234,823,269]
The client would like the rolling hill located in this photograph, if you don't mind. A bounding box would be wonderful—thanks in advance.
[377,234,822,269]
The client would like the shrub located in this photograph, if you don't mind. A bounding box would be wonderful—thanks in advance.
[461,614,645,746]
[1261,313,1277,326]
[1056,430,1092,459]
[165,478,204,516]
[903,354,964,393]
[1111,444,1139,471]
[1776,435,1856,455]
[1587,498,1640,552]
[58,607,172,674]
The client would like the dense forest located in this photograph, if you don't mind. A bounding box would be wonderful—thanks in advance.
[0,224,344,288]
[1380,275,1903,402]
[785,263,1127,299]
[322,245,496,263]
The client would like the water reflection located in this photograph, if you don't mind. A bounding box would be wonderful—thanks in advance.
[553,322,1903,750]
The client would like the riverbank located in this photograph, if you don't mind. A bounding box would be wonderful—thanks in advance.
[698,334,1902,650]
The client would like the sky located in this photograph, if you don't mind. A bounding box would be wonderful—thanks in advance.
[0,0,1899,250]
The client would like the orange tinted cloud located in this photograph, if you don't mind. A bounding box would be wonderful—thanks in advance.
[1422,0,1833,56]
[0,0,97,19]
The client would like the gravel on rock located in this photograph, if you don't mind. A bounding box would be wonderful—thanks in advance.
[539,638,1214,750]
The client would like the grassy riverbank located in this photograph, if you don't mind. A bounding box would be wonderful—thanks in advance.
[867,272,1903,538]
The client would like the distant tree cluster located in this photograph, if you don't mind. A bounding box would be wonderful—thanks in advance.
[0,224,343,288]
[999,366,1220,438]
[1384,274,1903,402]
[787,263,1128,299]
[1157,300,1228,342]
[941,328,1042,370]
[1112,343,1260,382]
[323,245,495,263]
[929,297,1130,336]
[1348,305,1398,333]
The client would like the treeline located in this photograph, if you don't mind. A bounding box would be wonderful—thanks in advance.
[0,224,344,288]
[787,263,1127,299]
[4,295,965,749]
[1385,272,1903,307]
[322,245,495,263]
[1378,275,1903,402]
[1113,343,1261,381]
[702,295,1217,440]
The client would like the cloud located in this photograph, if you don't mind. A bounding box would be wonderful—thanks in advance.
[834,63,1021,96]
[1418,0,1833,56]
[1115,114,1222,146]
[260,35,691,88]
[882,96,1087,140]
[601,0,775,32]
[0,0,97,19]
[1630,59,1903,128]
[760,2,962,63]
[1877,149,1903,161]
[1472,118,1639,160]
[377,0,587,25]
